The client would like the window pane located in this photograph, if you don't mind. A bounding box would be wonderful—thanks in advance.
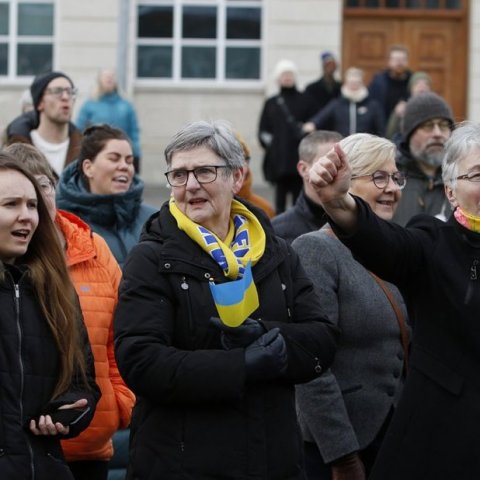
[137,46,172,77]
[386,0,400,6]
[446,0,461,8]
[182,46,215,78]
[18,3,53,36]
[138,5,173,38]
[0,3,9,35]
[0,43,7,75]
[226,47,259,79]
[17,43,52,75]
[226,7,260,40]
[182,6,216,39]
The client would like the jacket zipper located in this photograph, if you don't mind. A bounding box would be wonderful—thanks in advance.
[13,282,35,479]
[282,332,322,374]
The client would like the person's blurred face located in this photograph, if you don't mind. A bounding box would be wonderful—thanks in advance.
[99,69,117,94]
[446,147,480,216]
[344,73,363,92]
[388,50,409,76]
[0,169,39,264]
[37,77,75,125]
[169,146,243,238]
[350,157,402,220]
[82,139,134,195]
[409,118,451,169]
[411,79,431,96]
[323,59,337,76]
[35,175,56,222]
[278,71,296,88]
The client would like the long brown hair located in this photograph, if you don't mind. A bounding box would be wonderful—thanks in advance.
[0,152,88,399]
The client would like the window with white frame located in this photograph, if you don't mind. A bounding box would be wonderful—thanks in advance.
[0,0,54,78]
[136,0,262,82]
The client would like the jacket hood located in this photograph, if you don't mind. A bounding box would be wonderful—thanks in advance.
[56,159,147,227]
[55,209,96,266]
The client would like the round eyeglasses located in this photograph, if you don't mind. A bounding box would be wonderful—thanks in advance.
[165,165,229,187]
[351,170,407,190]
[37,178,55,195]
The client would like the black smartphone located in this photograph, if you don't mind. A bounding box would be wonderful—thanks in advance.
[48,406,91,426]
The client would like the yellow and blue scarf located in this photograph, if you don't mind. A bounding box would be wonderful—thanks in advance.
[169,198,266,326]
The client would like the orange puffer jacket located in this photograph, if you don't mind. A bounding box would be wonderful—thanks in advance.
[58,210,135,462]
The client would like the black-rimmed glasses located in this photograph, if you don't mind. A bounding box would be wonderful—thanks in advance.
[45,87,78,99]
[351,170,407,190]
[165,165,229,187]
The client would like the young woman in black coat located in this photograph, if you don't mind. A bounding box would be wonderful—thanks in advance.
[0,153,99,480]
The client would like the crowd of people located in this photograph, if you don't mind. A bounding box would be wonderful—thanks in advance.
[0,42,479,480]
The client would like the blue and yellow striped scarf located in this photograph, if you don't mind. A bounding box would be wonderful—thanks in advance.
[169,198,265,326]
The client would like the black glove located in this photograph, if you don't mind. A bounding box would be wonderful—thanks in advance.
[245,328,288,381]
[331,452,366,480]
[210,317,266,349]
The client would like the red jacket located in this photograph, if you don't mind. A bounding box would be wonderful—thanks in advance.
[58,210,135,461]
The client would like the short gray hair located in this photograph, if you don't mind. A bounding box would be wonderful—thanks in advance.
[442,121,479,188]
[339,133,396,177]
[164,120,244,172]
[298,130,343,165]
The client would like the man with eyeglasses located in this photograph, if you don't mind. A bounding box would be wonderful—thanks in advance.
[393,91,455,226]
[5,71,82,177]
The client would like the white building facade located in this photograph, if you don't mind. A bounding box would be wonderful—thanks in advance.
[0,0,477,186]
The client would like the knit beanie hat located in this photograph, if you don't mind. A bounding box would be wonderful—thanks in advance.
[273,59,298,82]
[30,71,74,112]
[321,51,335,63]
[401,92,454,143]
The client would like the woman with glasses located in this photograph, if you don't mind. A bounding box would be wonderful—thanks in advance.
[6,143,135,480]
[0,152,99,480]
[113,119,337,480]
[56,124,156,266]
[307,121,480,480]
[292,133,409,480]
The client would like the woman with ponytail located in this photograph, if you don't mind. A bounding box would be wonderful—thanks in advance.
[0,152,99,480]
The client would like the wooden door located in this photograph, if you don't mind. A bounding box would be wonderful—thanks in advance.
[342,1,469,121]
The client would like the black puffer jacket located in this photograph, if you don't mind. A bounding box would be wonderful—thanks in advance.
[0,264,100,480]
[114,201,338,480]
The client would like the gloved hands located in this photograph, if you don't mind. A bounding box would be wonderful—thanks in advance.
[210,317,266,350]
[331,452,366,480]
[245,328,288,381]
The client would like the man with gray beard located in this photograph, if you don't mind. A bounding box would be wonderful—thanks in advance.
[393,92,454,226]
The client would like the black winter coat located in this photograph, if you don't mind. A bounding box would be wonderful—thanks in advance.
[272,189,328,245]
[311,95,385,137]
[333,197,480,479]
[258,86,317,182]
[114,201,338,480]
[0,264,100,480]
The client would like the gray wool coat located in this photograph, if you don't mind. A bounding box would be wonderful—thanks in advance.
[292,226,409,464]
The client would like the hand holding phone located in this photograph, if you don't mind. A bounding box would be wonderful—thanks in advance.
[49,406,91,426]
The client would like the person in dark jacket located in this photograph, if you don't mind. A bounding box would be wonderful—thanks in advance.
[368,45,412,120]
[304,51,341,113]
[308,121,480,479]
[306,68,385,138]
[114,119,338,480]
[293,133,409,480]
[5,71,82,177]
[393,92,454,226]
[0,153,99,480]
[258,59,317,213]
[272,130,342,244]
[56,124,156,266]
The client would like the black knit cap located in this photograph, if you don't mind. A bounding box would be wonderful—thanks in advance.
[30,71,74,113]
[401,92,454,143]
